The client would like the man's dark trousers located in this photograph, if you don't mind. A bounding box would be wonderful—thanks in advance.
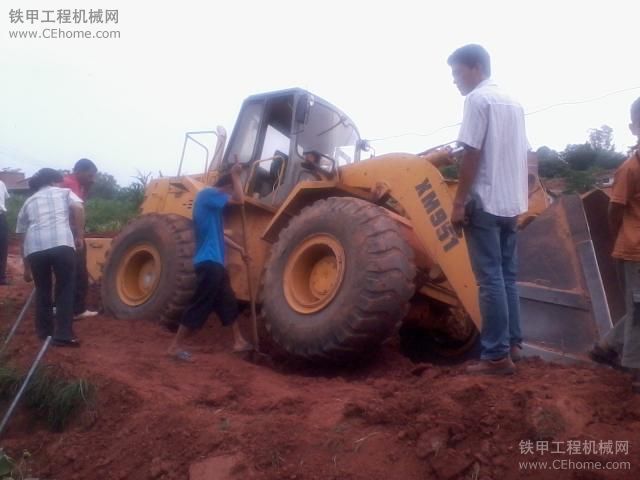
[464,203,523,361]
[55,245,89,315]
[28,245,76,341]
[73,245,89,315]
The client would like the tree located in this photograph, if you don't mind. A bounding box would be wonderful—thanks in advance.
[588,125,614,152]
[131,170,152,189]
[594,149,626,170]
[562,143,597,171]
[120,170,153,207]
[562,127,625,171]
[90,172,120,199]
[536,146,567,178]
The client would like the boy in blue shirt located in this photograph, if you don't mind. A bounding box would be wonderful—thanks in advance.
[167,163,252,360]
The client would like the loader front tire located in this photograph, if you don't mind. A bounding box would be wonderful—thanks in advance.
[101,214,196,326]
[262,197,416,363]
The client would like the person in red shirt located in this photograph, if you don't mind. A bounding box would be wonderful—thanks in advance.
[61,159,98,319]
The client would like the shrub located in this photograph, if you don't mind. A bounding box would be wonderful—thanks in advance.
[4,194,27,234]
[563,144,598,171]
[5,194,140,234]
[84,198,140,233]
[563,169,597,194]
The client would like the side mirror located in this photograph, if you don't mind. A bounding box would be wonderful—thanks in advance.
[357,139,371,152]
[294,95,312,124]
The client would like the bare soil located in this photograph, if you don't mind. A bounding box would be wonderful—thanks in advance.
[1,249,639,480]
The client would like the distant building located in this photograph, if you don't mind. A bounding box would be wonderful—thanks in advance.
[541,169,616,197]
[595,171,614,188]
[0,171,29,194]
[542,177,567,198]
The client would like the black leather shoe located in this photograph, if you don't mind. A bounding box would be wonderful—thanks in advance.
[588,343,619,367]
[466,356,516,375]
[632,370,640,394]
[52,338,81,348]
[510,344,523,363]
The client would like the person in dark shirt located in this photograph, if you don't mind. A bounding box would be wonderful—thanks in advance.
[167,163,252,360]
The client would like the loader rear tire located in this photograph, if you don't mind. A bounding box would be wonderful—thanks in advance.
[101,214,196,326]
[262,197,416,363]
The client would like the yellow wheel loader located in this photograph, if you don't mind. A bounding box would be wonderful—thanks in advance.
[87,89,621,362]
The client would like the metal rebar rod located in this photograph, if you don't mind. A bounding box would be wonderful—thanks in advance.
[0,336,51,439]
[3,288,35,349]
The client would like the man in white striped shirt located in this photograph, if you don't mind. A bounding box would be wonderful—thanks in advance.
[0,179,9,285]
[447,44,529,375]
[16,168,85,347]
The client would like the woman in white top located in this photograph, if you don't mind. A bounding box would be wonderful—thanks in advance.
[16,168,85,347]
[0,179,9,285]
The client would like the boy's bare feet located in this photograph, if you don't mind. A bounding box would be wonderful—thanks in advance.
[167,349,193,362]
[232,339,254,353]
[231,323,253,353]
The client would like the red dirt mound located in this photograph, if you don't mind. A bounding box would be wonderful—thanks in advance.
[1,252,639,479]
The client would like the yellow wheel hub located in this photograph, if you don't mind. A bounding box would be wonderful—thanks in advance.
[283,234,345,314]
[116,244,162,306]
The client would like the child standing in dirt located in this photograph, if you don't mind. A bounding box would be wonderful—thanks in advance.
[589,97,640,394]
[167,163,253,360]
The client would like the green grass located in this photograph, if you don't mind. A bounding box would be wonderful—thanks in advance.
[0,448,31,480]
[0,362,95,432]
[0,365,20,398]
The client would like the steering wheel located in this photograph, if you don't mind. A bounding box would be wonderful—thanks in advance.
[301,151,336,179]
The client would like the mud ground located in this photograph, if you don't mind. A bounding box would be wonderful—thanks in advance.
[1,248,639,480]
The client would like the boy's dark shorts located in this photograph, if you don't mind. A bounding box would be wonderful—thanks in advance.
[179,261,239,330]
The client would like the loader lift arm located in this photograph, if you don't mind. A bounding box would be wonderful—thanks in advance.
[339,151,482,330]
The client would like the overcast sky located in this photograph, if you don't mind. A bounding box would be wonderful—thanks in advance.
[1,0,639,185]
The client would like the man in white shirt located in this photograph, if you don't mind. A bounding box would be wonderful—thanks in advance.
[0,179,9,285]
[447,44,529,375]
[16,168,85,346]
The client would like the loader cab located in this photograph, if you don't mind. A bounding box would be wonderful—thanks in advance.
[221,88,363,206]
